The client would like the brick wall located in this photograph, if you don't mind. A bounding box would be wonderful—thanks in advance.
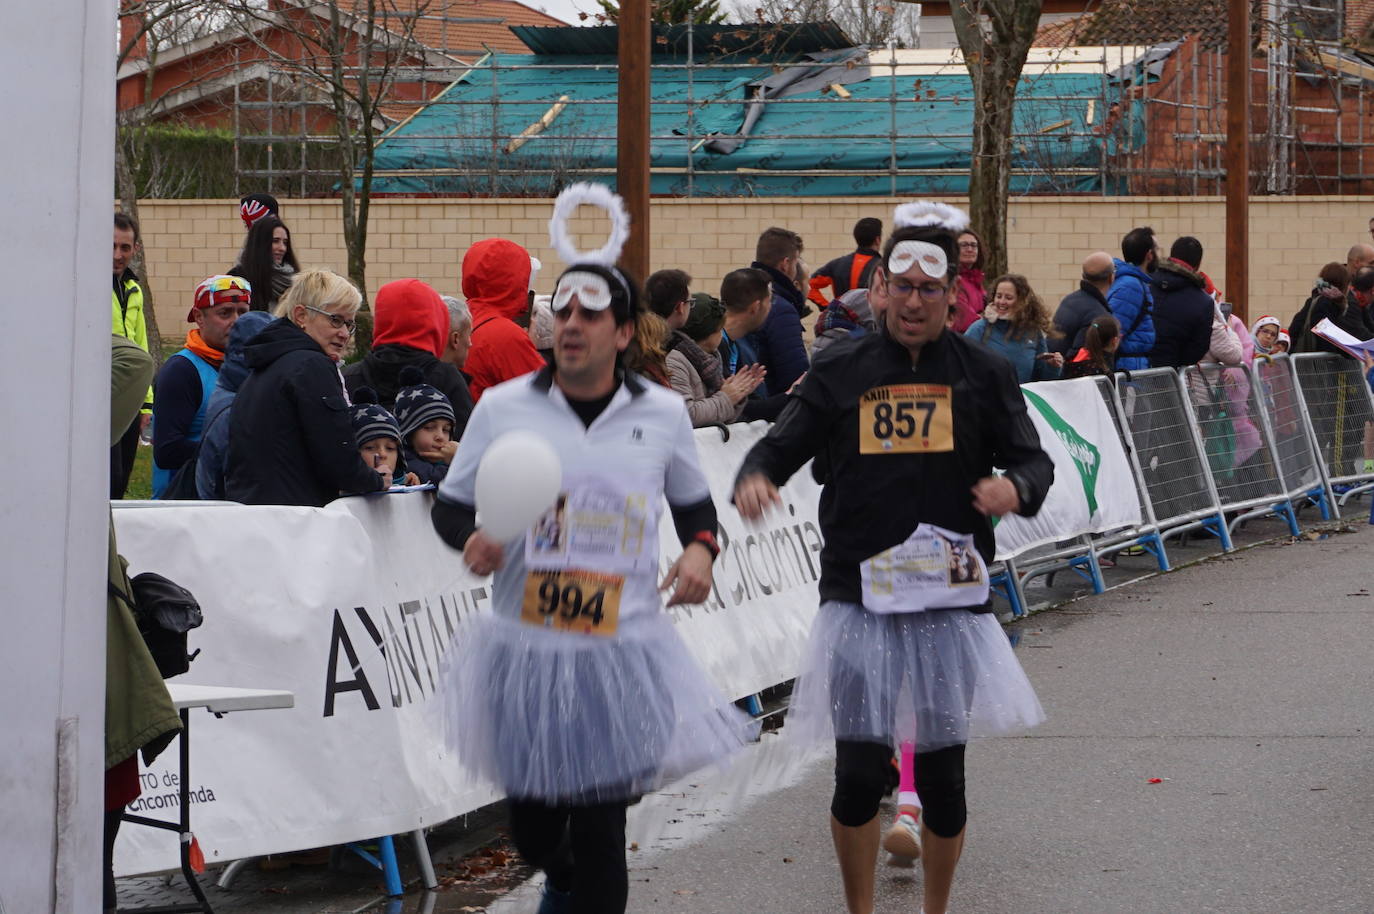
[134,195,1373,337]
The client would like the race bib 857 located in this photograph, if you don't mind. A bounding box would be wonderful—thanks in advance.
[858,384,954,455]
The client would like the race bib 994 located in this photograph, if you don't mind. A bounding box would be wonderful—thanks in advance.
[520,569,623,636]
[858,384,954,454]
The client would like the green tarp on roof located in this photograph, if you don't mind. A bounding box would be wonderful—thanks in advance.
[369,49,1142,197]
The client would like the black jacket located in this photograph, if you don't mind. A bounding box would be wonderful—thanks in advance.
[341,345,474,437]
[225,318,385,506]
[1290,290,1367,358]
[1148,260,1215,368]
[747,261,811,396]
[736,329,1053,610]
[1051,281,1111,355]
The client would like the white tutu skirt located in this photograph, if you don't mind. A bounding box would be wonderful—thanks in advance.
[786,601,1045,752]
[438,612,755,803]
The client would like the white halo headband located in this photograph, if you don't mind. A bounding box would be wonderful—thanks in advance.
[888,240,948,279]
[552,270,614,312]
[548,182,631,268]
[892,201,970,234]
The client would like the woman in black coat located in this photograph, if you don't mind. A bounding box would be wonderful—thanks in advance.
[225,269,388,506]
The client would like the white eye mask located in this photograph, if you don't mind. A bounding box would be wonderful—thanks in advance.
[887,240,948,280]
[552,270,613,312]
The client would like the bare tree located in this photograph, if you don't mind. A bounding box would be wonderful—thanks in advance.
[223,0,448,315]
[949,0,1042,280]
[117,0,230,361]
[732,0,919,47]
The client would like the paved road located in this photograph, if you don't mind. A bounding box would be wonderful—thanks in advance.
[627,522,1374,914]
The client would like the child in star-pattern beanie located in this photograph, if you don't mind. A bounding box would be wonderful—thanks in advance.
[394,365,457,485]
[351,388,418,487]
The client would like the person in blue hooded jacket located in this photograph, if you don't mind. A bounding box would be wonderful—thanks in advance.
[194,310,274,500]
[1107,226,1159,371]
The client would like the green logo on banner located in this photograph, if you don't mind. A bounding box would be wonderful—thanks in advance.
[1021,389,1101,515]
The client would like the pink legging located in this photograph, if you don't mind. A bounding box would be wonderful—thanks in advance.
[898,741,921,811]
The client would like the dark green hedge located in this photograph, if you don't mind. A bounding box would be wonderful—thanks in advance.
[120,125,337,198]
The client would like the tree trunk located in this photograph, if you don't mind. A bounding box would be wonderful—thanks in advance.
[949,0,1043,284]
[968,63,1018,281]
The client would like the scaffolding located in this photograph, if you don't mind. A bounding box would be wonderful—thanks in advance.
[226,11,1374,198]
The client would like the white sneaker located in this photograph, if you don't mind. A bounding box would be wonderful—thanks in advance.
[882,811,921,865]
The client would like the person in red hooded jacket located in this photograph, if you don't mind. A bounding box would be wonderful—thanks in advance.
[342,278,473,436]
[462,238,547,401]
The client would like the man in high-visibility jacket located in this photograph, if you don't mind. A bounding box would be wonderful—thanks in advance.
[111,212,153,498]
[807,217,883,310]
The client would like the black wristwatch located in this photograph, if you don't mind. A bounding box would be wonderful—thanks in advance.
[1008,472,1031,513]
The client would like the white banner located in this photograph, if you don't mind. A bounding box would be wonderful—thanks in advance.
[994,378,1142,560]
[112,423,823,877]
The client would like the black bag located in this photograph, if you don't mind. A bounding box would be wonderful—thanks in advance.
[110,572,203,678]
[161,453,202,500]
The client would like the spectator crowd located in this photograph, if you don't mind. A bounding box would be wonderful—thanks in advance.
[109,197,1374,510]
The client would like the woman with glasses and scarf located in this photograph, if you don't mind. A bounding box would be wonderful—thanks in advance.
[225,269,390,506]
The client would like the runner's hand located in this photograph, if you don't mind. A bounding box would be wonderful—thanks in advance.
[661,542,714,606]
[971,475,1019,517]
[464,529,505,576]
[734,472,781,520]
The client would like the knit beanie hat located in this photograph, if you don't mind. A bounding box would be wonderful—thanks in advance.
[239,193,279,229]
[682,291,726,343]
[351,387,403,452]
[394,365,456,439]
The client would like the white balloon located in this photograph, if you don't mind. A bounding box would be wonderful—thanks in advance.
[475,431,563,542]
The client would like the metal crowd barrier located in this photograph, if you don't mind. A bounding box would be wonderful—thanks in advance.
[1289,352,1374,506]
[1002,355,1362,615]
[1251,355,1333,520]
[1111,367,1232,549]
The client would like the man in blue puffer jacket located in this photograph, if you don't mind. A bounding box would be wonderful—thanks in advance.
[1108,226,1159,371]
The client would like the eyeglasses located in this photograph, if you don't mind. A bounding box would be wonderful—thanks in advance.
[885,278,949,303]
[958,241,980,249]
[305,304,357,335]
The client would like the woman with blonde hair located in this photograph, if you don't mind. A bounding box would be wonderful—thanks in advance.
[964,273,1063,382]
[225,269,391,506]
